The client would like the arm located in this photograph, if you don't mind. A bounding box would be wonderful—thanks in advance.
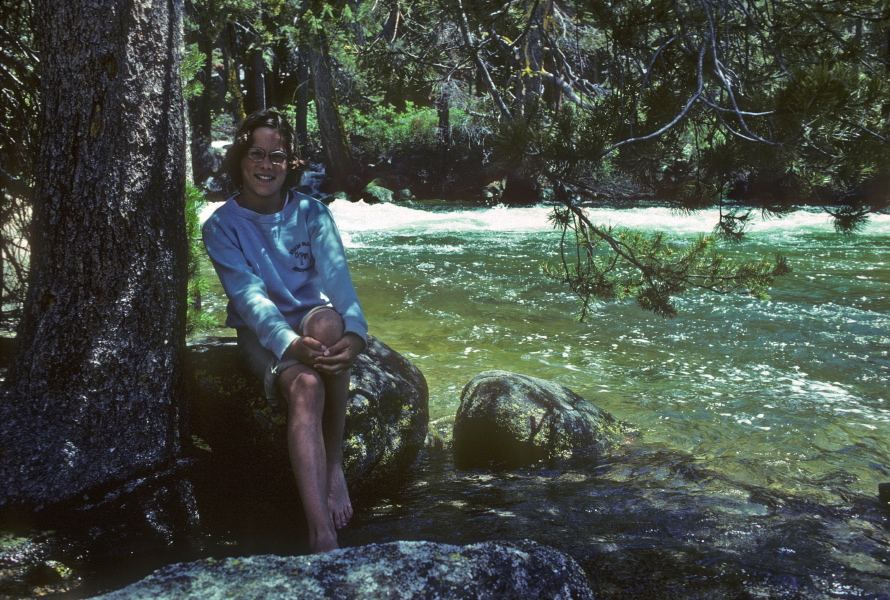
[202,215,299,358]
[304,201,369,351]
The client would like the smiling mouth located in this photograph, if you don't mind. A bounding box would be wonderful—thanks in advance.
[255,174,274,181]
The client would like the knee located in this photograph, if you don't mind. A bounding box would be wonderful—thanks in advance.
[281,368,325,414]
[303,308,344,348]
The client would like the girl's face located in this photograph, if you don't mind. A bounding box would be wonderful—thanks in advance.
[239,127,287,207]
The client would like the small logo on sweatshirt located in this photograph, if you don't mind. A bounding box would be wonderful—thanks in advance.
[290,241,314,272]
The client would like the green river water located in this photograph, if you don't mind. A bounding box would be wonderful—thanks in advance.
[194,199,889,598]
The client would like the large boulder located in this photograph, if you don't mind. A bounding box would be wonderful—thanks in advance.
[358,179,394,204]
[88,539,593,600]
[453,370,625,469]
[187,335,428,497]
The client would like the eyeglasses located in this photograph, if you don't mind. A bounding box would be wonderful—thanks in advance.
[246,147,289,165]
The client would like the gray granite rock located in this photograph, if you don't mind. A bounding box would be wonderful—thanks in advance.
[89,539,593,599]
[187,335,429,496]
[454,370,626,468]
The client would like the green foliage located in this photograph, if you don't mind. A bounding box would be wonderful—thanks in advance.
[211,112,236,141]
[185,182,215,334]
[341,101,439,156]
[0,0,38,312]
[497,0,888,317]
[181,43,206,101]
[504,0,890,220]
[277,103,316,138]
[545,202,792,320]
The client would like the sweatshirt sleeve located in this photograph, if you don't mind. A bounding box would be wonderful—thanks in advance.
[305,200,369,349]
[202,214,299,359]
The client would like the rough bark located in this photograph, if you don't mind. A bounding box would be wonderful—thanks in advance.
[221,24,246,121]
[295,46,311,156]
[248,46,267,113]
[0,0,188,510]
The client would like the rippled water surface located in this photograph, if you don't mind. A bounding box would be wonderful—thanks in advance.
[199,200,890,597]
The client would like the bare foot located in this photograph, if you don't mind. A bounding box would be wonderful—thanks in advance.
[328,463,353,529]
[309,527,339,553]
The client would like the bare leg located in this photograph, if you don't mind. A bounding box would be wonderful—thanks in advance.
[302,309,354,529]
[278,364,338,553]
[321,368,353,528]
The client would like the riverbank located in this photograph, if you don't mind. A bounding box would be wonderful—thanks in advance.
[3,202,889,598]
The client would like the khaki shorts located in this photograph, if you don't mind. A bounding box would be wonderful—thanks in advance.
[237,306,333,401]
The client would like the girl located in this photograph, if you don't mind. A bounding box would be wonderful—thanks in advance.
[202,109,367,553]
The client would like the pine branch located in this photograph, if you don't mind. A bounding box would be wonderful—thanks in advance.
[546,185,792,319]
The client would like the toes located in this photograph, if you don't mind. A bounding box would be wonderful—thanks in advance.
[332,504,353,529]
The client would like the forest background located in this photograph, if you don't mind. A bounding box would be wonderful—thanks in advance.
[0,0,888,512]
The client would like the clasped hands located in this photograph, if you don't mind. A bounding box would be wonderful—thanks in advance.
[285,332,364,375]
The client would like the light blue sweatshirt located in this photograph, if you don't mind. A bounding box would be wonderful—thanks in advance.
[202,190,368,359]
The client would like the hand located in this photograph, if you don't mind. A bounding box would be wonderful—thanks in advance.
[285,332,363,375]
[311,332,364,375]
[284,335,327,367]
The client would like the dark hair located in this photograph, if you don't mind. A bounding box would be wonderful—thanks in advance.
[223,109,302,192]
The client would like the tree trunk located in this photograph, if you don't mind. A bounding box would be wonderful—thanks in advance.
[194,35,216,143]
[309,39,357,191]
[221,24,246,121]
[295,46,311,156]
[518,0,547,117]
[0,0,188,510]
[0,243,4,320]
[249,46,267,113]
[436,88,451,191]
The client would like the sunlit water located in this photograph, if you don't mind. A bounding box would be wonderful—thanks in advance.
[197,199,890,597]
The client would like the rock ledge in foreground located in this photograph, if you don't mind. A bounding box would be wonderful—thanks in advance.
[89,539,593,600]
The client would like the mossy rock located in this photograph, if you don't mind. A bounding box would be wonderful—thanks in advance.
[358,180,394,204]
[187,335,428,497]
[453,370,625,469]
[90,539,593,600]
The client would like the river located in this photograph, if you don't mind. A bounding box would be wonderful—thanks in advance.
[196,199,889,598]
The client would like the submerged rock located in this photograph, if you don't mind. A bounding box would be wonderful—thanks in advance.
[89,539,593,600]
[0,533,79,598]
[187,335,429,497]
[453,370,625,469]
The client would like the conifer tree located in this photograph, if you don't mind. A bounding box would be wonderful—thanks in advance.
[1,0,188,509]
